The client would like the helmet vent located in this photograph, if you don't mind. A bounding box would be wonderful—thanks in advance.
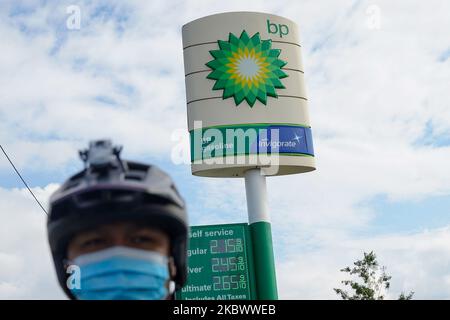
[127,162,149,172]
[76,190,103,204]
[110,189,136,201]
[124,174,144,181]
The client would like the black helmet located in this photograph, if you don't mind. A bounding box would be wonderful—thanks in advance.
[47,140,188,299]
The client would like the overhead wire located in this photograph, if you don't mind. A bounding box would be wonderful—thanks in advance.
[0,144,49,216]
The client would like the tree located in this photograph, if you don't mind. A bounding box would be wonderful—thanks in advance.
[334,251,414,300]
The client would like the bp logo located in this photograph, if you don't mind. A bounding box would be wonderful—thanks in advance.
[206,30,288,107]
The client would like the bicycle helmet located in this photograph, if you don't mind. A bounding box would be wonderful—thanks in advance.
[47,140,188,299]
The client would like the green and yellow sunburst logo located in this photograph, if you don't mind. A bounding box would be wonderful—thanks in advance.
[206,30,288,107]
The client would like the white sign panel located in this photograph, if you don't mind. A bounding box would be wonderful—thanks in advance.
[182,12,315,177]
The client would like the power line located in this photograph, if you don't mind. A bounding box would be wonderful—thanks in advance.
[0,144,49,216]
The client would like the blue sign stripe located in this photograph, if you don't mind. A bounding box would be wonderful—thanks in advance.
[251,125,314,156]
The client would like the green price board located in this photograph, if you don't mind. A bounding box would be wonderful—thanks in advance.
[175,223,256,300]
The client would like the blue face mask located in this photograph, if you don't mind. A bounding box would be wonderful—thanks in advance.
[69,246,170,300]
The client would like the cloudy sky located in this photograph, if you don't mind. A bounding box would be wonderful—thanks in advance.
[1,0,449,299]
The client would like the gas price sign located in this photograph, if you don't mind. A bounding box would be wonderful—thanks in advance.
[175,223,256,300]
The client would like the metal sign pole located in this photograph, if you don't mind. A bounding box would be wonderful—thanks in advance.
[244,168,278,300]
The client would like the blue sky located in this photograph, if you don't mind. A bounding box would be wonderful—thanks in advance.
[1,0,450,299]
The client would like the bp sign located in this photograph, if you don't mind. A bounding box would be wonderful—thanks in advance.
[176,224,256,300]
[182,12,316,177]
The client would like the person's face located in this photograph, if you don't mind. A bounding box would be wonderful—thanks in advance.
[66,221,175,299]
[67,221,170,260]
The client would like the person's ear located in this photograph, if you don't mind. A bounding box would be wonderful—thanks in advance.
[166,257,177,297]
[168,257,177,279]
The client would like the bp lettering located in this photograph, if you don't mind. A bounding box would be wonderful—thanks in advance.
[267,19,289,38]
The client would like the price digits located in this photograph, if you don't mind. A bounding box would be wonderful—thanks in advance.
[210,238,248,292]
[210,238,243,254]
[213,274,247,291]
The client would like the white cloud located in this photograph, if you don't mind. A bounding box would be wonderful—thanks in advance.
[0,184,65,299]
[0,1,188,170]
[278,226,450,299]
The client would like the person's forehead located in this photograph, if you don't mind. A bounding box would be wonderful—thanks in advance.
[82,221,168,237]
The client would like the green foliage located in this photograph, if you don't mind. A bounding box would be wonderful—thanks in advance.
[398,291,415,300]
[334,251,414,300]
